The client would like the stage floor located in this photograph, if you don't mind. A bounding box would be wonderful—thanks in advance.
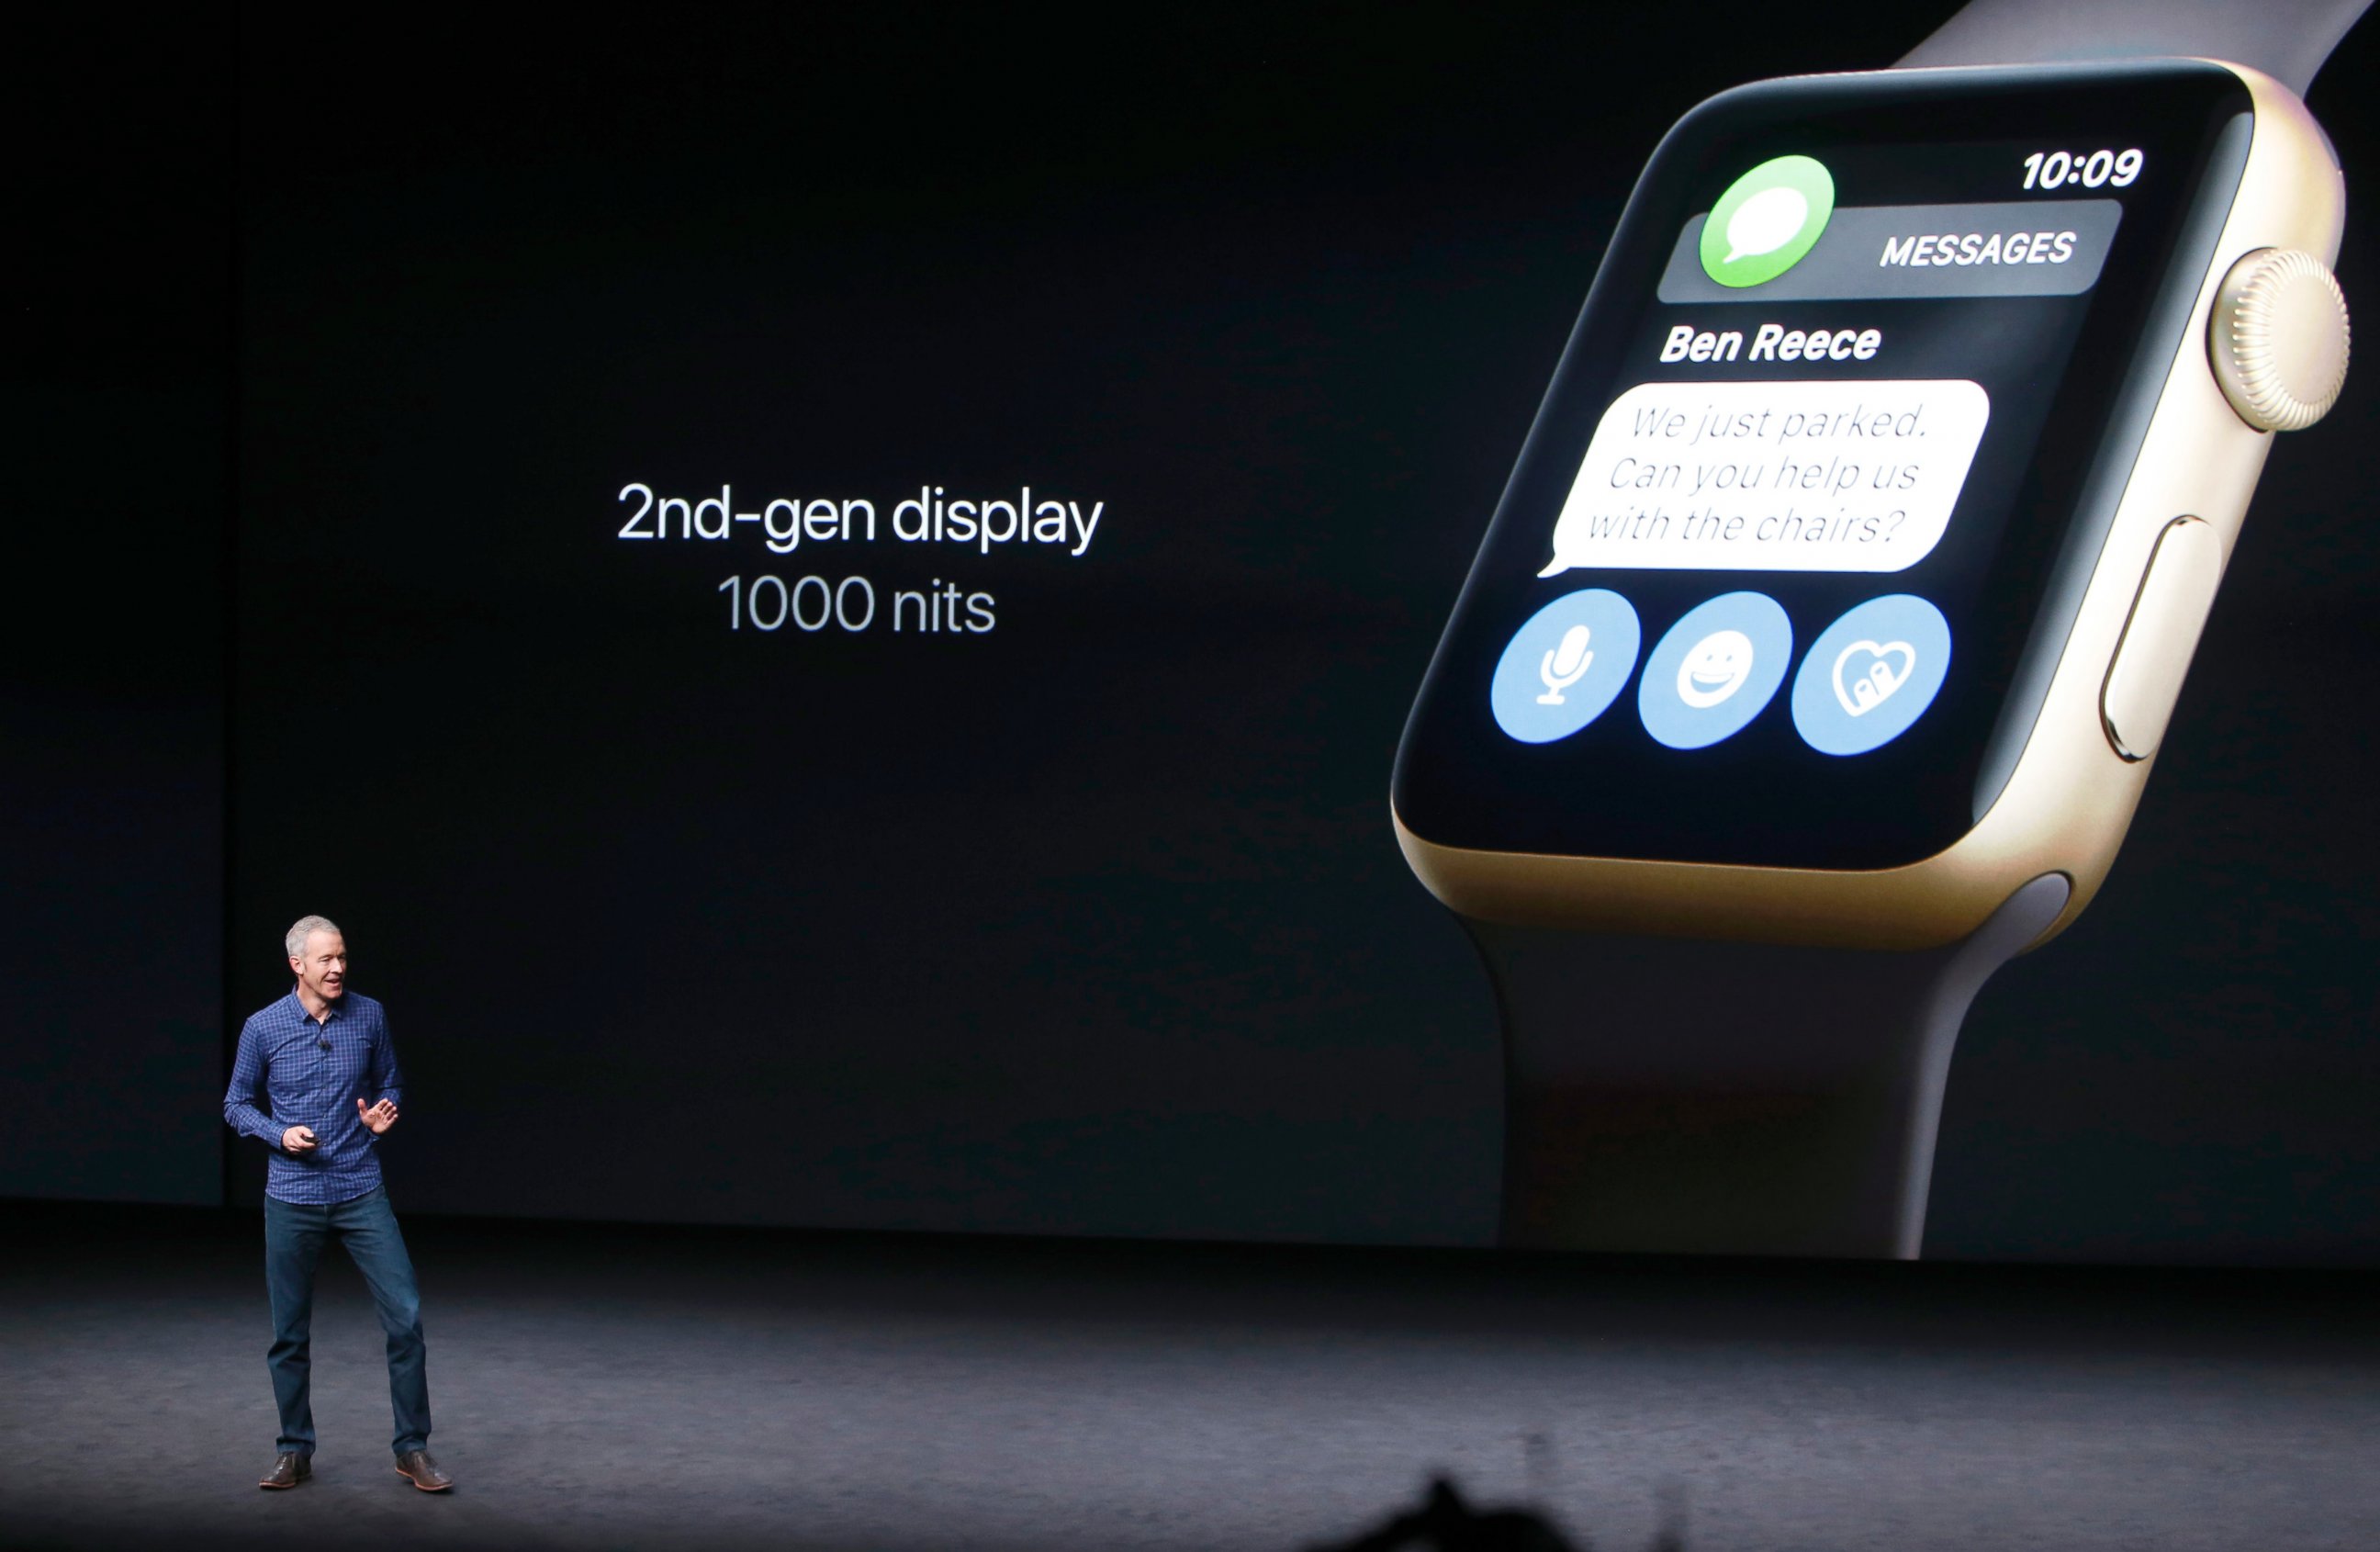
[1,1202,2374,1551]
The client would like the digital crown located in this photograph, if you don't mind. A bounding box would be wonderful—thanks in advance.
[2210,247,2351,433]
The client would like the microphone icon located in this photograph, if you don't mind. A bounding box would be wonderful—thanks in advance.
[1536,624,1593,704]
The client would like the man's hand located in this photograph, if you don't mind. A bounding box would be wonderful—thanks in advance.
[358,1097,399,1135]
[281,1126,318,1153]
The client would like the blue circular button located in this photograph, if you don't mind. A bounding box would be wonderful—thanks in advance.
[1636,591,1791,749]
[1490,590,1642,744]
[1791,595,1952,756]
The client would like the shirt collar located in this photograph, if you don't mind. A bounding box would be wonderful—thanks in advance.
[287,984,348,1025]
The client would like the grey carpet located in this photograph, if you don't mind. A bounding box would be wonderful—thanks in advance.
[1,1204,2374,1550]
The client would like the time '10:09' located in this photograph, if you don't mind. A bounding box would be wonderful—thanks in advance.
[2024,149,2142,190]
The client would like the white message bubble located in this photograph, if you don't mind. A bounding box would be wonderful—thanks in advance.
[1724,186,1807,264]
[1539,378,1990,577]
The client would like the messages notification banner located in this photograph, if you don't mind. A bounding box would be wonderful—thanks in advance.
[1540,379,1989,576]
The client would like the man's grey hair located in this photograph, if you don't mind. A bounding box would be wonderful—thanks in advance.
[286,916,343,961]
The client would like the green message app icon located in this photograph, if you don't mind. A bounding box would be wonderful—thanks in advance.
[1700,155,1835,288]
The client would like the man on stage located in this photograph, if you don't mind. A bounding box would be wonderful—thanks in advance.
[222,915,453,1492]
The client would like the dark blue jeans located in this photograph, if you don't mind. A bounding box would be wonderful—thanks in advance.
[263,1185,431,1457]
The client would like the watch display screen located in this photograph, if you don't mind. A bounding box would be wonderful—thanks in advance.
[1394,62,2256,870]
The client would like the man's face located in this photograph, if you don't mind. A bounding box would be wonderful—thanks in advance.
[290,931,348,1002]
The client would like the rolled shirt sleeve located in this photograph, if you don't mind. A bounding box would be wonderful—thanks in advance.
[365,1015,406,1139]
[222,1017,286,1148]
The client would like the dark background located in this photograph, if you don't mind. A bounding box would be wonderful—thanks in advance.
[8,2,2375,1262]
[5,10,233,1204]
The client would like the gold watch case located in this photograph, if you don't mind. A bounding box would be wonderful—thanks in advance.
[1394,63,2345,953]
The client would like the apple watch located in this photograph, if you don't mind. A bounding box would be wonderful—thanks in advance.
[1392,0,2363,1257]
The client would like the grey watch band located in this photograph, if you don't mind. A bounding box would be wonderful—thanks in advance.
[1473,874,2070,1258]
[1898,0,2372,96]
[1465,0,2367,1265]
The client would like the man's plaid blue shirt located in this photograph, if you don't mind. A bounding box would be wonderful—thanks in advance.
[224,988,406,1205]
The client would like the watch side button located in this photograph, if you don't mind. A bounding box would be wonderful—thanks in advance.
[2101,517,2224,762]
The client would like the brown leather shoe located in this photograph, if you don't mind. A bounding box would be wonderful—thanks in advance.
[258,1452,311,1489]
[393,1448,453,1491]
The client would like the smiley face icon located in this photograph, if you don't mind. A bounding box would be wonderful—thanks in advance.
[1638,592,1792,750]
[1676,629,1756,708]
